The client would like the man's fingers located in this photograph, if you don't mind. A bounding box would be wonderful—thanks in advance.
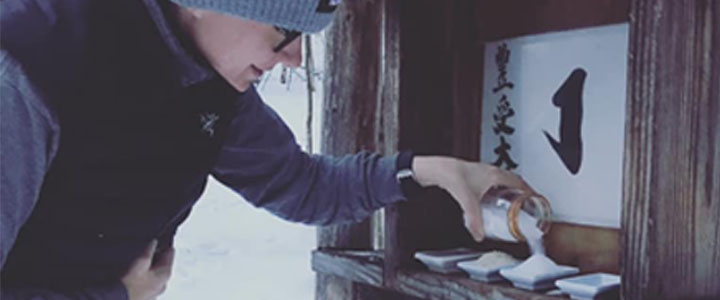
[513,174,535,192]
[143,240,159,259]
[464,212,485,242]
[152,247,175,277]
[498,169,536,194]
[122,240,174,300]
[130,239,158,272]
[448,184,486,242]
[155,247,175,269]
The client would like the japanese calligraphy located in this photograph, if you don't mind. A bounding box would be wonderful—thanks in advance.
[543,68,586,175]
[493,136,518,170]
[491,43,518,170]
[492,43,514,93]
[492,95,515,135]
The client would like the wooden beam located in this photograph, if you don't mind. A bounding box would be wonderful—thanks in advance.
[394,270,564,300]
[316,0,400,299]
[623,0,720,298]
[476,0,630,41]
[312,250,384,288]
[384,0,486,290]
[313,250,564,300]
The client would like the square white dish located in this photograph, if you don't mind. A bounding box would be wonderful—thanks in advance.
[555,273,620,300]
[414,248,484,274]
[500,262,579,291]
[457,259,519,283]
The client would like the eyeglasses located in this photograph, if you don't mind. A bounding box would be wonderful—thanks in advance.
[273,26,301,53]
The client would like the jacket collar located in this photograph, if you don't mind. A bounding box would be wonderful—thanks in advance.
[143,0,215,87]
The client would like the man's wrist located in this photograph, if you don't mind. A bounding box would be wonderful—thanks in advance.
[411,156,463,188]
[396,151,424,198]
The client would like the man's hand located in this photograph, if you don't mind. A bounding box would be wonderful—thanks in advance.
[412,156,534,242]
[122,240,175,300]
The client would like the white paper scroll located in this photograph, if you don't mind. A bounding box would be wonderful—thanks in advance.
[480,24,629,228]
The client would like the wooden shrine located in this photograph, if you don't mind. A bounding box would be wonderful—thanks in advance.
[314,1,719,299]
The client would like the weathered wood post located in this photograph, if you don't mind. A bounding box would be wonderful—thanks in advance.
[315,0,400,299]
[622,0,720,298]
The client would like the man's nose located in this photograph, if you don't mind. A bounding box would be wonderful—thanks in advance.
[278,37,302,68]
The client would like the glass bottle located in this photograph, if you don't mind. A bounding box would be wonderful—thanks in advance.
[480,187,552,247]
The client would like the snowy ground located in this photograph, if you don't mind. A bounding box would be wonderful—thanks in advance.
[159,36,325,300]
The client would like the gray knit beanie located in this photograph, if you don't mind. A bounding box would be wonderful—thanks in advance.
[169,0,341,33]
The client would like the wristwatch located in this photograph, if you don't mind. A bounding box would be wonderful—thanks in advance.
[396,151,425,198]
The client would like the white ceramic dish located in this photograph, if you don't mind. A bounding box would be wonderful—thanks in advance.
[500,263,579,291]
[457,259,518,283]
[555,273,620,300]
[414,248,484,274]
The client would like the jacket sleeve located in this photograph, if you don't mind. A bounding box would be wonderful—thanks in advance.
[0,51,129,300]
[211,87,407,225]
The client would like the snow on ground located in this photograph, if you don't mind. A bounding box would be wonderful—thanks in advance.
[158,179,316,300]
[160,36,325,300]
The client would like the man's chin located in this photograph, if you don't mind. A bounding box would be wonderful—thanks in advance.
[229,80,251,92]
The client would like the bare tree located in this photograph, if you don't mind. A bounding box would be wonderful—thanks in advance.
[256,33,324,154]
[304,35,316,154]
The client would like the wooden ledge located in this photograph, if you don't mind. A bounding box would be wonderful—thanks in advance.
[312,250,564,300]
[311,250,384,288]
[395,270,562,300]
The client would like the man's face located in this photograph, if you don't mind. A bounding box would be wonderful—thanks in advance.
[176,7,302,92]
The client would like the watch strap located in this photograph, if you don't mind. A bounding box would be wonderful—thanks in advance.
[396,151,424,198]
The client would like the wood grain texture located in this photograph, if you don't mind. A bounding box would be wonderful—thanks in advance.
[351,285,424,300]
[622,0,720,298]
[381,0,474,290]
[318,0,400,250]
[316,0,400,299]
[313,250,562,300]
[317,0,381,251]
[384,0,485,288]
[312,250,385,287]
[394,270,563,300]
[372,0,401,253]
[476,0,630,41]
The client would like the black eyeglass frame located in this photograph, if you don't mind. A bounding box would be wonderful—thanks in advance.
[273,26,302,53]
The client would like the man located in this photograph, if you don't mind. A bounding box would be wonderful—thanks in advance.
[0,0,533,299]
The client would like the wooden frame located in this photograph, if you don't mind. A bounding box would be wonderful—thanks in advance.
[315,0,719,299]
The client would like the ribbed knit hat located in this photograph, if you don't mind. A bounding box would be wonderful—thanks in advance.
[169,0,341,33]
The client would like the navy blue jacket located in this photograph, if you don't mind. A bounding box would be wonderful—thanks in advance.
[0,0,406,298]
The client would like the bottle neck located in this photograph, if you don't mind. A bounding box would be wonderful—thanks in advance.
[506,193,553,242]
